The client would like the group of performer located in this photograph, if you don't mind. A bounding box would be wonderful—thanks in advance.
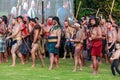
[0,14,120,75]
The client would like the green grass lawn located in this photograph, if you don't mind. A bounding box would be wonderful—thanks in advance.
[0,57,119,80]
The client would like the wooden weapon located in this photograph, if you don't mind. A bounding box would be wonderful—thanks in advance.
[75,1,82,19]
[110,0,115,15]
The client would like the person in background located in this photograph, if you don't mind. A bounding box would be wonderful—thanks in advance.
[0,17,7,64]
[110,43,120,76]
[62,20,73,59]
[29,18,45,67]
[106,21,117,61]
[99,19,109,64]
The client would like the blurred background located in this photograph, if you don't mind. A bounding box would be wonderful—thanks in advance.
[0,0,75,24]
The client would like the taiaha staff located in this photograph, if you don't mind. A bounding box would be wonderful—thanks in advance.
[42,0,44,24]
[110,0,115,15]
[96,8,100,18]
[75,1,82,19]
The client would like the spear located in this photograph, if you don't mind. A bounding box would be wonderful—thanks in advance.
[42,0,44,24]
[110,0,115,15]
[96,8,100,18]
[75,1,82,19]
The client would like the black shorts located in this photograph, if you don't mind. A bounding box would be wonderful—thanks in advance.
[102,39,107,54]
[64,41,72,53]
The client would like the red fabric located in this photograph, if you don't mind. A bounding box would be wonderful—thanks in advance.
[91,38,102,57]
[22,24,28,36]
[44,32,50,38]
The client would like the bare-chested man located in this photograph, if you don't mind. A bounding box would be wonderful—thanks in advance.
[62,20,74,59]
[29,18,45,67]
[6,18,24,66]
[48,16,61,70]
[89,17,102,74]
[19,15,31,64]
[70,23,84,72]
[0,17,7,64]
[106,22,117,58]
[35,17,45,67]
[99,19,109,63]
[110,43,120,76]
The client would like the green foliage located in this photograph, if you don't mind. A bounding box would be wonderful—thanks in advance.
[76,0,120,23]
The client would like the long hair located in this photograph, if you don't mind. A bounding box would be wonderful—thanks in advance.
[88,17,99,28]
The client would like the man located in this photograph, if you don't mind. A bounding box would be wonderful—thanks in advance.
[57,1,70,26]
[70,23,84,72]
[7,18,24,66]
[110,43,120,76]
[29,18,45,67]
[27,0,36,18]
[106,22,117,59]
[99,19,109,64]
[19,15,30,63]
[62,20,74,59]
[22,0,28,15]
[48,16,61,70]
[35,17,45,67]
[89,17,102,74]
[0,17,7,64]
[41,16,53,56]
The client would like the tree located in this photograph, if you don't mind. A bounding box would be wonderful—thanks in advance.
[76,0,120,23]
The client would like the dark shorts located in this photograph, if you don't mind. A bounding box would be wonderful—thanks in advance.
[48,42,59,55]
[102,39,107,54]
[108,43,115,52]
[0,36,6,53]
[91,39,102,57]
[64,41,72,53]
[19,37,31,54]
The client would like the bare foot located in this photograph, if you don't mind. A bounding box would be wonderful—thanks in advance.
[21,62,25,65]
[72,68,77,72]
[89,64,93,68]
[11,64,15,67]
[41,64,45,67]
[31,64,35,68]
[99,62,102,64]
[92,71,98,75]
[5,60,8,63]
[79,68,83,71]
[25,60,29,63]
[106,61,109,64]
[49,66,52,70]
[62,57,66,59]
[55,65,59,68]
